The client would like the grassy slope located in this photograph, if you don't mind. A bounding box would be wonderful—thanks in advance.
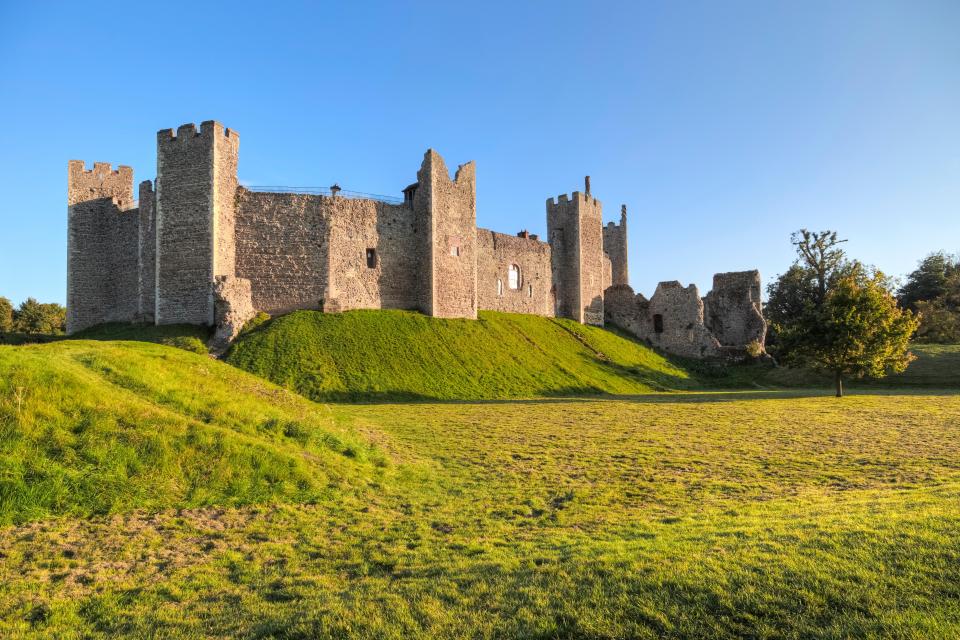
[2,328,960,637]
[0,340,383,525]
[226,309,693,401]
[0,381,958,637]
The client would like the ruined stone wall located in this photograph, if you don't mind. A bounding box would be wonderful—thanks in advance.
[604,281,721,358]
[602,207,628,286]
[326,198,421,312]
[155,121,238,325]
[235,190,329,315]
[606,271,767,359]
[703,270,766,348]
[415,150,477,318]
[66,161,140,333]
[646,281,721,358]
[476,230,553,315]
[137,181,156,322]
[546,192,604,325]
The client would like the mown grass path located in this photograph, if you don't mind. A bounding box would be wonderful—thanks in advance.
[2,338,959,639]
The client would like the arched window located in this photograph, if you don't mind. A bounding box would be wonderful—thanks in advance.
[508,264,520,290]
[497,279,503,296]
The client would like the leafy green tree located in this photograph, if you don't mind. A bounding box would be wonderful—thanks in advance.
[0,297,13,332]
[779,264,918,397]
[13,298,67,335]
[791,229,848,302]
[766,230,850,357]
[898,252,959,311]
[914,271,960,343]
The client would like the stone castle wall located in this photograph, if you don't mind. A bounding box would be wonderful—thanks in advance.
[66,119,767,359]
[604,271,768,360]
[602,207,628,286]
[417,151,477,319]
[155,121,238,325]
[235,190,329,315]
[137,181,156,322]
[476,230,553,315]
[66,161,140,333]
[703,270,766,347]
[327,197,421,312]
[546,192,605,325]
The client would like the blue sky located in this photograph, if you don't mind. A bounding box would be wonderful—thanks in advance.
[1,0,957,305]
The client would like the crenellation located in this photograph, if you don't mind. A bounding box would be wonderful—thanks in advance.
[66,118,765,357]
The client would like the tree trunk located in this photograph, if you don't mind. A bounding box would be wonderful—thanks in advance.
[834,370,843,398]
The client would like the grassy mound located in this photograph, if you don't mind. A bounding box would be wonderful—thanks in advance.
[0,340,384,525]
[225,309,693,401]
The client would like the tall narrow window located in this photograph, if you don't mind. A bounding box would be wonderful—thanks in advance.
[366,248,377,268]
[653,314,664,334]
[497,279,503,296]
[528,284,533,298]
[508,264,520,290]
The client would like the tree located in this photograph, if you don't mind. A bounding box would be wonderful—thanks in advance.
[766,230,851,358]
[779,264,918,397]
[791,229,848,303]
[898,252,959,311]
[0,297,13,332]
[13,298,66,335]
[913,270,960,343]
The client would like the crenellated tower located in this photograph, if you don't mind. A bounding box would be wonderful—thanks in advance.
[155,121,240,325]
[603,204,629,287]
[546,178,605,325]
[66,161,140,333]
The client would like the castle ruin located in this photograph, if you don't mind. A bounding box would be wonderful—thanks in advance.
[67,120,765,358]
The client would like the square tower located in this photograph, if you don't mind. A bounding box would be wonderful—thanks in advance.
[546,190,605,325]
[155,121,239,325]
[413,149,478,319]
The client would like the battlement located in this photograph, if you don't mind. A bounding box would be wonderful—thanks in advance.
[157,120,239,145]
[68,160,135,207]
[68,160,134,177]
[546,191,603,215]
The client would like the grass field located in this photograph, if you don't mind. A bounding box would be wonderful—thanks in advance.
[225,310,694,400]
[2,336,960,638]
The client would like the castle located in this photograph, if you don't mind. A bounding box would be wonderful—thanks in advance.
[67,120,766,358]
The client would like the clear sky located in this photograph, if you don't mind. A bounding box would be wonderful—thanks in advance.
[1,0,957,305]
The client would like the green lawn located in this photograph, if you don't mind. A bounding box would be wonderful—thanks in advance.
[1,338,959,637]
[225,309,693,401]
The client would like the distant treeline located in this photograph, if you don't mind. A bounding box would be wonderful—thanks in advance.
[0,297,66,335]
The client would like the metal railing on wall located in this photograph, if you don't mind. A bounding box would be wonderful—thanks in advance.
[245,185,405,205]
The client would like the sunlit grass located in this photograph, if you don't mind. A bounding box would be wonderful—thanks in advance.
[1,338,959,637]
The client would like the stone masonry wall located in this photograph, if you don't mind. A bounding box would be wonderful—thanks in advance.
[476,229,553,315]
[66,161,140,333]
[546,194,580,321]
[602,207,628,286]
[156,121,237,325]
[415,150,477,318]
[605,271,768,359]
[235,190,329,314]
[703,270,766,348]
[326,197,420,312]
[546,192,604,325]
[137,181,156,322]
